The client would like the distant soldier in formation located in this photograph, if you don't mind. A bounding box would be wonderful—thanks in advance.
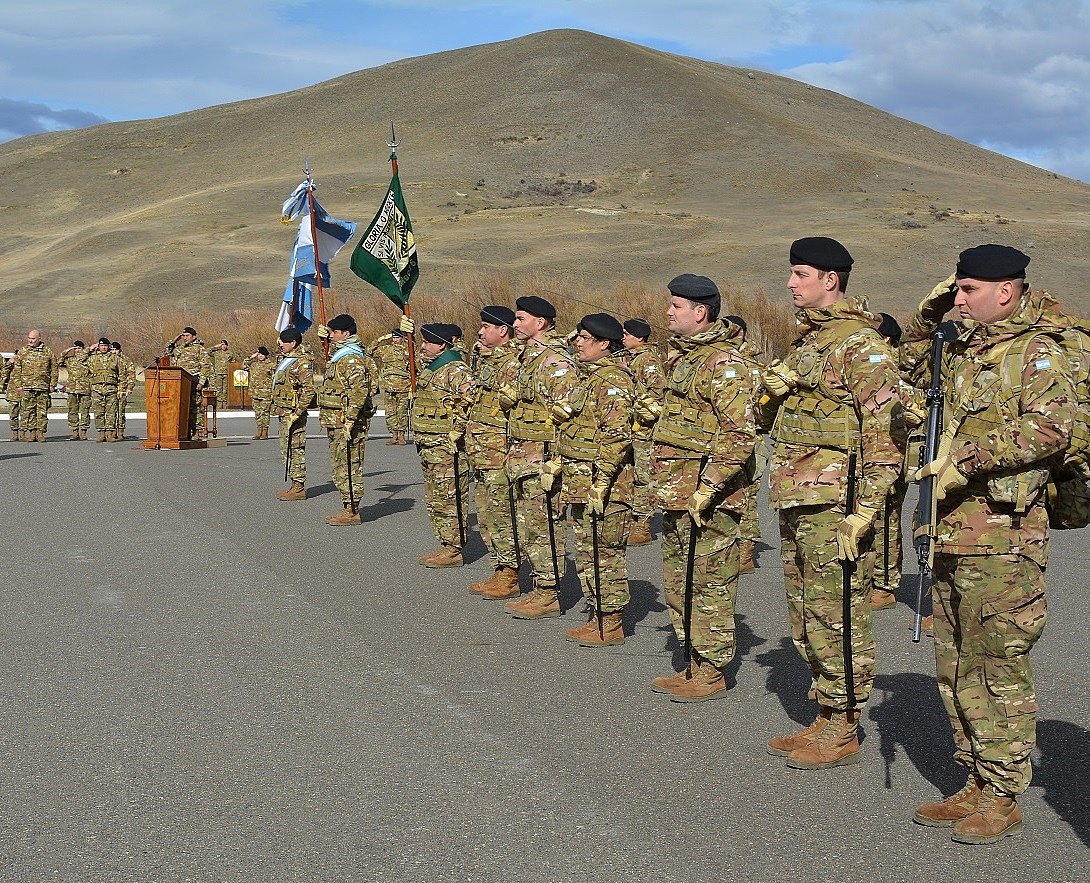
[648,274,758,702]
[12,329,57,442]
[1,354,19,441]
[761,237,904,769]
[59,340,91,440]
[370,324,414,445]
[168,327,213,440]
[623,318,664,546]
[319,314,378,525]
[466,306,523,599]
[86,337,121,442]
[243,346,276,439]
[555,313,635,646]
[111,341,137,440]
[411,323,474,567]
[271,328,316,501]
[209,339,235,408]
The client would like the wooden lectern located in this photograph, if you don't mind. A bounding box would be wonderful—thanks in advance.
[144,360,207,449]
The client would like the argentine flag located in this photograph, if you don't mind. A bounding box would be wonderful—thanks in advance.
[276,279,315,334]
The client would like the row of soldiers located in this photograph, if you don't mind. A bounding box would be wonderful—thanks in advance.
[262,237,1081,846]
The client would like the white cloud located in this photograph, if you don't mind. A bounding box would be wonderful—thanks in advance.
[0,97,107,141]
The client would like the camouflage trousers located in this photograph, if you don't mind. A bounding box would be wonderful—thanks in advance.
[328,423,368,506]
[418,441,470,549]
[90,386,118,432]
[8,398,19,432]
[632,436,655,519]
[385,392,411,433]
[472,466,519,570]
[875,473,907,592]
[67,392,90,432]
[112,392,129,435]
[513,472,567,590]
[740,476,761,543]
[932,552,1047,796]
[778,505,876,711]
[253,396,271,431]
[19,390,50,433]
[187,385,207,436]
[571,501,630,613]
[214,374,229,409]
[279,413,308,483]
[661,507,740,669]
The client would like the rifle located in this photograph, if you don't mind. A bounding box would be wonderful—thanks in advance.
[453,448,467,548]
[843,449,859,710]
[345,423,356,512]
[590,509,605,641]
[543,441,562,588]
[912,322,955,642]
[507,482,522,566]
[683,455,710,680]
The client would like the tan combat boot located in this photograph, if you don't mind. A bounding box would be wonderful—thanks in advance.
[786,710,861,769]
[627,516,653,547]
[669,656,727,703]
[8,430,18,441]
[651,668,691,695]
[739,540,756,573]
[914,775,985,827]
[277,481,307,501]
[870,588,897,610]
[509,588,561,619]
[422,546,464,568]
[951,785,1023,844]
[79,429,88,440]
[480,567,520,599]
[325,504,361,525]
[69,430,80,441]
[469,569,499,594]
[386,433,399,446]
[504,588,539,614]
[767,708,832,756]
[573,612,625,647]
[252,429,262,439]
[96,430,108,443]
[109,430,121,442]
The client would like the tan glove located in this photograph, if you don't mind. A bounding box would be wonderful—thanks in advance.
[916,453,968,503]
[587,483,608,516]
[686,483,717,528]
[316,324,331,340]
[762,360,798,397]
[918,273,958,322]
[399,315,416,335]
[634,394,662,424]
[836,503,880,562]
[447,428,463,450]
[540,459,563,493]
[550,401,575,423]
[497,384,518,410]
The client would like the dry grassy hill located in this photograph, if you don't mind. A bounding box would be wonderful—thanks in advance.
[1,28,1088,331]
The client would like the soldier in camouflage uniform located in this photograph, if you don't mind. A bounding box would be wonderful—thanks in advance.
[466,306,524,599]
[86,338,121,442]
[411,323,474,567]
[370,327,413,445]
[903,245,1075,844]
[555,313,635,646]
[111,341,137,440]
[622,318,665,546]
[761,238,904,769]
[208,340,235,408]
[13,329,58,442]
[59,340,91,440]
[271,328,316,501]
[501,296,576,620]
[3,355,20,441]
[243,346,276,439]
[168,327,213,440]
[726,315,768,573]
[318,314,378,525]
[647,275,758,702]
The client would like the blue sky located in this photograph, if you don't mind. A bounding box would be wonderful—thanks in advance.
[2,0,1088,182]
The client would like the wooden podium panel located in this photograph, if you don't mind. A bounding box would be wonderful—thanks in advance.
[227,361,252,409]
[144,364,207,449]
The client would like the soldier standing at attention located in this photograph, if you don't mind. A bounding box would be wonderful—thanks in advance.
[243,346,276,439]
[648,275,758,702]
[3,354,21,441]
[501,296,575,620]
[623,318,665,547]
[466,306,524,599]
[903,246,1074,844]
[370,325,413,445]
[411,323,475,567]
[209,340,235,408]
[271,328,316,501]
[13,329,58,442]
[111,341,137,440]
[168,327,213,440]
[59,340,91,440]
[319,314,378,525]
[555,313,635,646]
[761,238,904,768]
[86,338,121,442]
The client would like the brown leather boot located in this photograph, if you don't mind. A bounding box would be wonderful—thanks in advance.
[277,481,307,501]
[509,588,561,619]
[69,431,80,441]
[480,567,521,599]
[767,708,832,756]
[786,710,861,769]
[79,429,88,440]
[565,615,598,643]
[951,785,1023,844]
[574,612,625,647]
[108,431,121,442]
[669,657,727,703]
[651,668,691,694]
[325,504,361,525]
[96,431,107,443]
[386,434,398,446]
[252,430,262,439]
[870,588,897,610]
[469,569,499,594]
[739,540,756,573]
[8,431,18,441]
[914,775,985,827]
[422,546,464,568]
[628,516,653,547]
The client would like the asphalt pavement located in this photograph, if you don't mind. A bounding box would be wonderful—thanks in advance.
[1,415,1088,882]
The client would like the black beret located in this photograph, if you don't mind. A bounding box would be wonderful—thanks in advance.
[789,236,853,272]
[578,313,624,342]
[450,324,463,339]
[183,326,197,336]
[480,305,515,327]
[421,323,456,345]
[667,274,720,302]
[392,326,407,337]
[257,346,270,357]
[876,312,902,344]
[724,314,748,336]
[327,313,356,332]
[98,337,111,346]
[956,244,1029,280]
[111,341,122,351]
[73,339,85,348]
[623,318,652,339]
[279,328,302,343]
[515,295,557,320]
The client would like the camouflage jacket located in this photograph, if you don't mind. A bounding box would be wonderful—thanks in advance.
[270,346,316,417]
[13,342,58,391]
[651,320,758,511]
[466,339,521,470]
[59,347,91,394]
[242,355,277,399]
[369,333,413,394]
[411,351,475,445]
[117,353,138,394]
[209,348,235,377]
[900,289,1076,564]
[85,350,121,388]
[626,344,665,439]
[763,296,904,512]
[506,331,578,477]
[172,341,212,385]
[318,335,378,428]
[0,359,12,392]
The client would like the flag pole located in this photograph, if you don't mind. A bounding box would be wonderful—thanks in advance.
[388,123,417,391]
[304,155,330,359]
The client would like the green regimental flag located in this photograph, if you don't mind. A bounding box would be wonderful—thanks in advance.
[349,162,419,308]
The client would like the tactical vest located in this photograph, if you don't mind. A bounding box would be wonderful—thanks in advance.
[508,343,561,442]
[558,364,630,461]
[376,337,412,391]
[317,346,366,412]
[270,356,308,410]
[63,352,91,392]
[17,346,54,389]
[468,346,516,433]
[87,352,120,387]
[411,356,462,436]
[653,343,733,455]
